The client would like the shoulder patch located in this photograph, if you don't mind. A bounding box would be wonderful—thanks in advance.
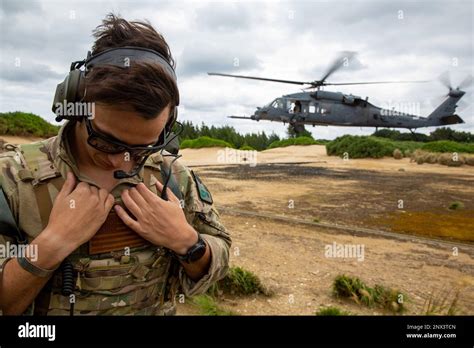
[191,170,213,204]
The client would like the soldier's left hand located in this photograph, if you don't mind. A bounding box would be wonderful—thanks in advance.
[115,182,198,254]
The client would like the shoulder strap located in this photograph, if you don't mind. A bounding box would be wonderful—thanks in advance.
[19,141,61,183]
[17,141,63,229]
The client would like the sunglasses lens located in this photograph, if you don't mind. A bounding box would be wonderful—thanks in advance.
[86,119,167,157]
[88,136,126,154]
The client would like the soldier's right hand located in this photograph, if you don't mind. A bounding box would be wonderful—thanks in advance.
[42,172,114,258]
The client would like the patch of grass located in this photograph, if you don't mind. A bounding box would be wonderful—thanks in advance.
[393,148,403,159]
[371,210,474,242]
[192,295,237,316]
[0,112,59,137]
[180,136,235,149]
[316,306,350,316]
[410,149,474,167]
[333,275,407,313]
[448,201,464,210]
[421,140,474,154]
[210,266,269,296]
[422,288,461,315]
[267,136,325,149]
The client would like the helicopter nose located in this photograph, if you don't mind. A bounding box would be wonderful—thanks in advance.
[254,109,266,120]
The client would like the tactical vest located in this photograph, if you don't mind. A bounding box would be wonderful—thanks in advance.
[12,139,183,315]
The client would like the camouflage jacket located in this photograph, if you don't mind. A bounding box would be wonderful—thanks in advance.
[0,121,231,315]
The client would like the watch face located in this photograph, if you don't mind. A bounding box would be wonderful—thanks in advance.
[188,238,206,262]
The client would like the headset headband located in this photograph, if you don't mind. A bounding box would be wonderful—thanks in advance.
[53,46,179,121]
[85,46,177,83]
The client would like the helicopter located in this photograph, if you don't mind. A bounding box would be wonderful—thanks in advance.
[208,53,471,134]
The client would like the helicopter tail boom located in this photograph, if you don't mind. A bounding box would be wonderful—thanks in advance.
[427,89,465,126]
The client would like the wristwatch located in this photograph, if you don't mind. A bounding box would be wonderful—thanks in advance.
[173,234,207,263]
[17,255,59,278]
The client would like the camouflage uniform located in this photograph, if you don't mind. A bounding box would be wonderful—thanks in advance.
[0,121,231,315]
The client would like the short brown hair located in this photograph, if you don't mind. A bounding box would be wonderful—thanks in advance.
[84,13,179,120]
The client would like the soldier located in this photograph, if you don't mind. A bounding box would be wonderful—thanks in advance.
[0,14,231,315]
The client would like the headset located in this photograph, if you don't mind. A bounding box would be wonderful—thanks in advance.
[52,46,179,135]
[52,46,181,181]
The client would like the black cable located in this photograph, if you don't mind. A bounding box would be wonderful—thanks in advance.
[160,121,184,201]
[60,259,76,316]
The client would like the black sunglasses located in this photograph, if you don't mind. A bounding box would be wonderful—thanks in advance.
[84,118,167,160]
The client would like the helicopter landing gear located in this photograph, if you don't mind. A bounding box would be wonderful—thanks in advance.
[408,128,419,141]
[293,124,306,135]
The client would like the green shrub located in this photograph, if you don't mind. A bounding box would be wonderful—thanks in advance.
[326,135,407,159]
[333,275,407,313]
[421,141,474,154]
[180,136,234,149]
[448,201,464,210]
[239,144,256,151]
[267,136,324,149]
[326,135,474,159]
[0,112,59,137]
[216,266,268,296]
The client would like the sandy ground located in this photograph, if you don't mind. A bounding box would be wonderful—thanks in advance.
[0,135,45,145]
[177,145,474,315]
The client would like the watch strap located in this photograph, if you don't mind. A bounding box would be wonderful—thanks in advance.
[17,256,58,278]
[173,235,206,263]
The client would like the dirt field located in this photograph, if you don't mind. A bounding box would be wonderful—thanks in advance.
[177,145,474,315]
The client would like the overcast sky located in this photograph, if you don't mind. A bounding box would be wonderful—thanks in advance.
[0,0,472,139]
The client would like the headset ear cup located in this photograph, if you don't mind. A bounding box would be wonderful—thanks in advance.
[66,70,83,103]
[52,77,67,114]
[52,70,85,121]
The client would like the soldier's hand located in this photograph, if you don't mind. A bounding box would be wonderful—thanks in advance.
[115,182,198,255]
[43,172,115,258]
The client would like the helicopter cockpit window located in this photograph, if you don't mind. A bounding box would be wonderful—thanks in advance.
[271,98,285,110]
[309,102,316,113]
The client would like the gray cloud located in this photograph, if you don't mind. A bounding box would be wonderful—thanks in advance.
[0,0,42,15]
[194,3,260,32]
[0,62,63,83]
[177,41,262,77]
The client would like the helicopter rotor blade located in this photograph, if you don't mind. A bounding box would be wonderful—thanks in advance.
[324,80,429,86]
[438,71,452,89]
[208,72,311,85]
[458,74,473,90]
[319,51,357,84]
